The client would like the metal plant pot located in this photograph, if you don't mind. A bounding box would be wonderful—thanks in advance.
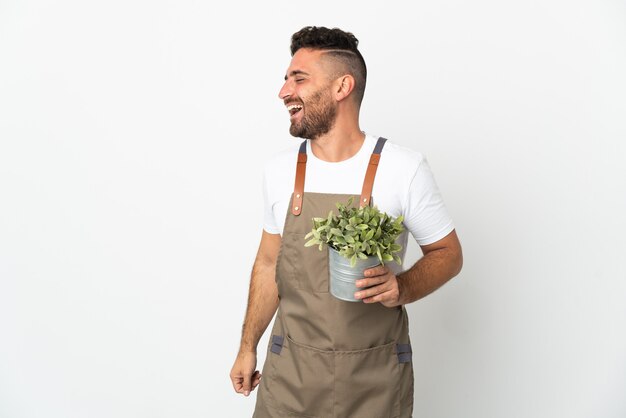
[328,246,381,302]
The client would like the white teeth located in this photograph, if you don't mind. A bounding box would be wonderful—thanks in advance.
[287,104,303,111]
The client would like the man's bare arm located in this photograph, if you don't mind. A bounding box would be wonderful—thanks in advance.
[396,229,463,305]
[230,230,281,397]
[240,230,281,352]
[355,229,463,306]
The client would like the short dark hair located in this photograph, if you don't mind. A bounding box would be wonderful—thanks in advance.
[290,26,367,107]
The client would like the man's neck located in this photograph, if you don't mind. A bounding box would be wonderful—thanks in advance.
[309,124,365,163]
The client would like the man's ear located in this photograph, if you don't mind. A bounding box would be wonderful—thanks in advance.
[334,75,355,102]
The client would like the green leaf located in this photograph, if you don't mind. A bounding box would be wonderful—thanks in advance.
[304,231,313,240]
[330,228,343,237]
[345,235,355,244]
[357,252,368,260]
[393,254,402,264]
[382,253,393,262]
[318,242,324,251]
[304,238,319,247]
[365,229,374,241]
[350,254,357,267]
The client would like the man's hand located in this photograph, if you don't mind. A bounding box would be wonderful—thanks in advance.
[230,351,262,397]
[354,265,402,307]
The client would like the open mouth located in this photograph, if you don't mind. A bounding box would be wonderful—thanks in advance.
[287,104,303,118]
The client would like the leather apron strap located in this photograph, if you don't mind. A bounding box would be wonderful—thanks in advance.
[359,137,387,208]
[291,141,307,216]
[290,137,388,215]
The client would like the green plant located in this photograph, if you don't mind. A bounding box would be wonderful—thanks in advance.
[304,196,405,267]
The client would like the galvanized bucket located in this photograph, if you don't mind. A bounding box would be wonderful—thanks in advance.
[328,247,381,302]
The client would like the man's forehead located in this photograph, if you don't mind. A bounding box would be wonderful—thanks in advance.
[285,48,335,80]
[284,49,326,77]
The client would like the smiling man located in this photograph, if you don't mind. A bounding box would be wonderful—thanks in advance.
[230,26,463,418]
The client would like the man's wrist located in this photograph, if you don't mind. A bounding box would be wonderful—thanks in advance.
[395,273,410,305]
[239,343,258,355]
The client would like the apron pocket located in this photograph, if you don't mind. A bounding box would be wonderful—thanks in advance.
[334,340,402,418]
[286,232,329,294]
[267,335,334,417]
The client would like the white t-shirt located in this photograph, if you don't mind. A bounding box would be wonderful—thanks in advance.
[262,133,455,271]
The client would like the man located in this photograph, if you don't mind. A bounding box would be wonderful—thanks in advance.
[230,26,463,417]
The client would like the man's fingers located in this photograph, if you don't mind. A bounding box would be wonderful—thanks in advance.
[242,370,252,396]
[230,371,244,393]
[355,281,390,300]
[363,289,396,304]
[251,371,262,389]
[363,265,389,278]
[356,275,387,288]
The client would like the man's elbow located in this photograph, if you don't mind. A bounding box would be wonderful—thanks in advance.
[450,245,463,278]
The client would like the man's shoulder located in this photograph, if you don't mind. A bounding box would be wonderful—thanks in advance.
[378,136,426,172]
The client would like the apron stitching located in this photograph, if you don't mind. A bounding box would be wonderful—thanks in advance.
[332,351,336,418]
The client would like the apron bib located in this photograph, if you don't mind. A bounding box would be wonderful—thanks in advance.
[253,137,414,418]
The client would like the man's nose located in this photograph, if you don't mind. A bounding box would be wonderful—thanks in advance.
[278,81,292,101]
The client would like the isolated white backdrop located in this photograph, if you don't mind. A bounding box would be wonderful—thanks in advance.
[1,1,625,417]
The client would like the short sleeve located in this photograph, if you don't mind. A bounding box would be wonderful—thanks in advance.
[402,157,455,246]
[262,167,280,234]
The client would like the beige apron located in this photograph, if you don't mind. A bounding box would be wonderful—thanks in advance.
[253,137,414,418]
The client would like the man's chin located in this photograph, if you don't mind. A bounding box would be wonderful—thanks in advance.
[289,125,309,139]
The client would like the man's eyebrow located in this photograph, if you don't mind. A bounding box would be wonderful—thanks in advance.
[284,70,310,81]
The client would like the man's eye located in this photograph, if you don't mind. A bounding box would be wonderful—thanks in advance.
[296,79,305,83]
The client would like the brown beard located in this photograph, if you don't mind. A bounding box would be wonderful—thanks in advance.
[289,87,337,140]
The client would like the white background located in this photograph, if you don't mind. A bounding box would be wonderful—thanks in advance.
[1,1,625,417]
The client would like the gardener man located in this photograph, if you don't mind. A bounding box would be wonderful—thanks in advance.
[230,26,463,418]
